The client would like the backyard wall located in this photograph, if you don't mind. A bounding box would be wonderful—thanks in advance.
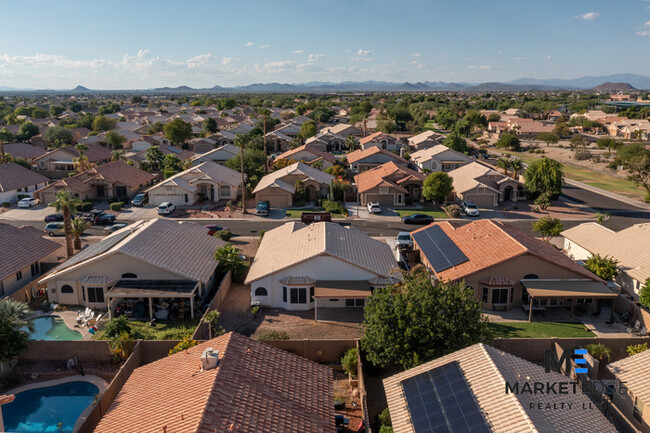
[192,271,232,340]
[262,338,357,363]
[19,340,113,363]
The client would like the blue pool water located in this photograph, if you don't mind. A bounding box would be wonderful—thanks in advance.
[21,316,82,341]
[2,381,99,432]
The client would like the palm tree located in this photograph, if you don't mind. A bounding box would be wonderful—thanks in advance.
[586,343,613,362]
[109,331,135,361]
[71,218,91,250]
[509,158,523,179]
[74,143,92,171]
[0,127,13,163]
[0,299,35,332]
[52,190,81,258]
[111,150,125,161]
[496,157,511,177]
[215,244,246,276]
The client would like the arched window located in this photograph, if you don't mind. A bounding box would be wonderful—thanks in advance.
[121,273,137,279]
[523,274,539,280]
[220,185,231,198]
[61,284,74,294]
[254,287,268,296]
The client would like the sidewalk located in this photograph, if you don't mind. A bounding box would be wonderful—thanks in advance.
[565,179,650,211]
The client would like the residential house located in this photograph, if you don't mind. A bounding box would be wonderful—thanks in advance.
[252,162,334,207]
[126,144,195,169]
[227,121,255,135]
[544,109,563,121]
[0,163,49,203]
[410,220,613,314]
[146,161,242,206]
[34,144,112,178]
[570,110,609,123]
[94,332,334,433]
[407,130,446,150]
[275,144,336,170]
[191,143,240,165]
[355,161,426,206]
[447,161,524,207]
[608,349,650,432]
[3,143,47,163]
[347,146,408,172]
[0,224,60,298]
[246,221,397,317]
[41,219,225,317]
[410,144,473,172]
[359,131,401,152]
[508,118,555,139]
[320,123,362,137]
[305,131,347,152]
[562,222,650,299]
[273,122,302,138]
[265,130,293,152]
[35,161,154,204]
[384,343,617,433]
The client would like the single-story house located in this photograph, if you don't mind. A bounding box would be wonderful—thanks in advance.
[245,221,398,317]
[264,130,293,152]
[410,220,614,316]
[0,163,49,203]
[562,222,650,299]
[355,161,426,206]
[0,224,60,298]
[347,146,408,172]
[252,161,334,208]
[126,144,195,169]
[3,142,47,163]
[305,132,347,152]
[146,161,242,206]
[407,130,446,150]
[320,123,363,138]
[41,219,226,318]
[34,144,112,178]
[447,161,524,208]
[226,121,255,135]
[35,161,155,204]
[275,144,336,169]
[608,349,650,432]
[94,332,334,433]
[384,343,617,433]
[359,131,401,152]
[191,143,240,165]
[410,144,473,172]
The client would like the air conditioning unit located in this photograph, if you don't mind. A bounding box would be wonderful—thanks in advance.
[201,347,219,371]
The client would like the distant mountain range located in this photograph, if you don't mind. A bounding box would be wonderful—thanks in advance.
[3,73,650,93]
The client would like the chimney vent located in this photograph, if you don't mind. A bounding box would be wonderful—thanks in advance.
[201,347,219,371]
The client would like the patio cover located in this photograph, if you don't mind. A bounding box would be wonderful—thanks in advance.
[106,280,199,298]
[314,280,372,299]
[522,280,617,299]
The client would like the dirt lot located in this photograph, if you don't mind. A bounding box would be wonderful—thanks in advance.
[497,196,595,220]
[333,370,364,432]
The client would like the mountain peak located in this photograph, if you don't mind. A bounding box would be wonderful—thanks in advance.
[592,82,636,91]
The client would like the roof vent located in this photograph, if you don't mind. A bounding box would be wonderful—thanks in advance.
[201,347,219,371]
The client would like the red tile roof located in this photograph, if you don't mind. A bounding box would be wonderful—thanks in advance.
[277,143,336,163]
[354,161,425,194]
[359,131,386,145]
[347,146,407,165]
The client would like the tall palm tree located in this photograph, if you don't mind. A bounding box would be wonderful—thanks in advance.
[509,158,523,179]
[0,299,35,332]
[586,343,613,363]
[74,143,92,171]
[71,218,91,250]
[52,190,81,258]
[496,157,511,177]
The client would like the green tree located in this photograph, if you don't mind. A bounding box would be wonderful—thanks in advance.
[524,157,564,197]
[71,218,91,250]
[537,132,559,147]
[0,299,35,332]
[423,172,453,204]
[299,121,317,139]
[626,343,648,357]
[225,148,266,186]
[111,150,126,161]
[145,146,165,171]
[434,108,458,130]
[104,316,132,339]
[0,127,12,161]
[105,131,126,150]
[74,143,92,171]
[495,133,521,151]
[43,126,74,147]
[640,280,650,309]
[69,101,82,112]
[586,343,612,362]
[110,331,135,361]
[596,137,620,155]
[509,158,523,179]
[496,158,511,176]
[148,122,164,134]
[49,105,65,117]
[0,318,28,364]
[163,154,183,172]
[583,254,619,281]
[553,121,571,137]
[488,113,501,122]
[595,212,610,225]
[625,153,650,202]
[341,348,358,378]
[164,118,193,145]
[52,190,81,257]
[214,244,246,276]
[92,115,117,132]
[16,121,40,142]
[531,216,563,241]
[361,270,492,368]
[345,135,357,150]
[442,132,467,153]
[30,107,48,118]
[202,117,219,135]
[569,134,588,150]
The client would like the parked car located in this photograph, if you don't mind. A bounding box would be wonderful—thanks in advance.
[401,213,434,225]
[95,213,116,225]
[44,213,64,222]
[396,231,413,250]
[131,193,148,207]
[44,222,65,237]
[462,200,480,217]
[255,200,270,217]
[300,212,332,224]
[205,225,224,236]
[103,223,128,234]
[17,197,39,208]
[82,209,105,222]
[157,202,176,215]
[367,202,382,214]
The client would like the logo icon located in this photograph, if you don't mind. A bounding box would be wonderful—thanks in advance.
[545,349,588,374]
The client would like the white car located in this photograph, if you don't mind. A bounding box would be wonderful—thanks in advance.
[103,223,128,234]
[462,200,480,217]
[367,202,382,214]
[157,202,176,215]
[17,197,39,208]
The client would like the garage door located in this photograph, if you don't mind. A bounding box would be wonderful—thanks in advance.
[364,194,394,207]
[464,194,496,208]
[256,191,292,208]
[40,192,57,204]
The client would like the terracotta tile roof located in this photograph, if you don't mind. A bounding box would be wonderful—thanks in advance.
[608,348,650,404]
[95,333,334,433]
[384,343,617,433]
[359,131,385,145]
[252,162,333,195]
[87,161,155,188]
[411,220,601,282]
[354,161,425,194]
[347,146,407,165]
[0,224,60,281]
[0,163,49,192]
[277,144,336,163]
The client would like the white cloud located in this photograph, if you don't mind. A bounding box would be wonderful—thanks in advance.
[351,57,373,62]
[356,49,371,56]
[186,54,216,68]
[221,56,238,65]
[466,65,501,70]
[579,12,600,20]
[259,44,270,49]
[292,49,304,54]
[644,20,650,27]
[245,42,254,47]
[636,30,650,36]
[307,53,326,62]
[412,53,421,57]
[544,55,553,60]
[512,56,527,61]
[416,63,425,69]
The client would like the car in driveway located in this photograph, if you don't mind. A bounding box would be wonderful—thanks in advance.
[255,201,270,217]
[103,223,128,234]
[395,231,413,250]
[462,200,480,217]
[44,213,64,222]
[367,202,382,214]
[157,202,176,215]
[95,213,116,225]
[131,193,148,207]
[205,225,224,236]
[18,197,39,208]
[44,222,65,236]
[401,213,434,225]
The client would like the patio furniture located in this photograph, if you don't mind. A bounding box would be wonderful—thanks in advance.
[87,313,103,327]
[82,311,95,326]
[627,320,642,334]
[155,306,170,320]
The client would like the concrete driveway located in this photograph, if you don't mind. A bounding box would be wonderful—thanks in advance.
[0,204,55,222]
[116,205,159,221]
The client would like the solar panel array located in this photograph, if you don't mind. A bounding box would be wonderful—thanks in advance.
[411,225,469,272]
[53,228,132,272]
[401,361,491,433]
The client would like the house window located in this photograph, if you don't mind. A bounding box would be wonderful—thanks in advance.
[523,274,539,280]
[397,194,403,204]
[329,299,338,302]
[87,287,104,303]
[31,262,40,277]
[379,187,389,194]
[121,273,137,279]
[482,287,489,303]
[634,396,644,422]
[16,271,23,281]
[220,185,231,197]
[290,287,307,304]
[61,284,74,294]
[345,299,365,307]
[184,194,189,203]
[310,286,314,302]
[255,287,268,296]
[283,286,287,303]
[510,287,514,302]
[492,288,509,305]
[522,287,529,303]
[116,186,127,197]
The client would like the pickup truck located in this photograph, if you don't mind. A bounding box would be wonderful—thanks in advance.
[255,201,270,217]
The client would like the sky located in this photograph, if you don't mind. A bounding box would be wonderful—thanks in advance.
[1,0,649,89]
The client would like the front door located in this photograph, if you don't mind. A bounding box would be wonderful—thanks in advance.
[96,186,105,198]
[210,185,215,201]
[503,186,512,201]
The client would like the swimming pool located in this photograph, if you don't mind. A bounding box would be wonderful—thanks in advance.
[22,316,82,341]
[2,381,99,432]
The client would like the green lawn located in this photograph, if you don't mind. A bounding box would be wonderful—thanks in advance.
[92,318,200,340]
[394,206,448,219]
[284,208,320,218]
[423,121,444,132]
[489,321,595,338]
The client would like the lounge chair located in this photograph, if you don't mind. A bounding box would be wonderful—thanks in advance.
[82,311,95,326]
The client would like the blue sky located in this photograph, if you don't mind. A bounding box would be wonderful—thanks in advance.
[1,0,649,89]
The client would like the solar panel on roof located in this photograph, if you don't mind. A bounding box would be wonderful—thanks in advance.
[401,361,490,433]
[411,225,469,272]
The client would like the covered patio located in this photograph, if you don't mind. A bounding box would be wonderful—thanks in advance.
[106,280,200,321]
[314,280,371,323]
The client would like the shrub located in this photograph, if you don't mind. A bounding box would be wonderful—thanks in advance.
[379,426,394,433]
[17,194,30,200]
[443,203,461,218]
[79,201,94,211]
[169,336,199,355]
[110,202,124,211]
[1,202,10,208]
[164,170,178,179]
[202,310,225,338]
[322,199,346,215]
[104,315,132,339]
[341,348,358,378]
[583,254,619,281]
[118,195,130,204]
[377,408,392,427]
[591,155,601,163]
[259,230,266,240]
[0,318,28,362]
[256,331,290,341]
[574,149,592,161]
[627,343,648,357]
[214,230,232,241]
[639,280,650,309]
[534,192,553,210]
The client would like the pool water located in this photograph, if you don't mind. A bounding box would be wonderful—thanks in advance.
[2,381,99,432]
[22,316,83,341]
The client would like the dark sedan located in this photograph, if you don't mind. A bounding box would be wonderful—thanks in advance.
[44,213,64,222]
[401,213,434,225]
[205,225,224,236]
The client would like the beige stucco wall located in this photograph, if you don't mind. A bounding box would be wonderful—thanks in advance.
[612,389,650,433]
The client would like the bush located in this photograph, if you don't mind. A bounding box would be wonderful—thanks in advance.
[214,230,232,241]
[1,202,10,208]
[639,281,650,309]
[379,427,394,433]
[627,343,648,357]
[169,336,199,355]
[443,203,461,218]
[534,192,553,210]
[341,348,358,378]
[574,149,592,161]
[17,194,30,200]
[110,202,124,211]
[256,331,290,341]
[322,199,346,215]
[583,254,619,281]
[607,159,621,169]
[79,201,94,211]
[104,316,132,339]
[377,408,392,427]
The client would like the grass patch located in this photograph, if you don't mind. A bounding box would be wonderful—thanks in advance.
[285,208,320,218]
[489,321,595,338]
[93,318,200,340]
[394,205,448,219]
[423,121,444,132]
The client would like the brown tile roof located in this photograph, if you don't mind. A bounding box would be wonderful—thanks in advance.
[347,146,407,165]
[354,161,425,194]
[359,131,386,145]
[95,332,334,433]
[277,144,336,163]
[608,348,650,404]
[0,163,49,192]
[87,161,155,188]
[3,142,47,160]
[411,219,601,282]
[0,224,60,280]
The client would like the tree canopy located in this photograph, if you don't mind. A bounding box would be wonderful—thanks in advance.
[299,121,317,139]
[495,133,521,151]
[524,157,564,197]
[583,254,619,281]
[423,172,453,203]
[164,118,193,145]
[442,132,467,153]
[531,216,563,241]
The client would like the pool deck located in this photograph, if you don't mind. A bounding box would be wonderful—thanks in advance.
[32,309,107,341]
